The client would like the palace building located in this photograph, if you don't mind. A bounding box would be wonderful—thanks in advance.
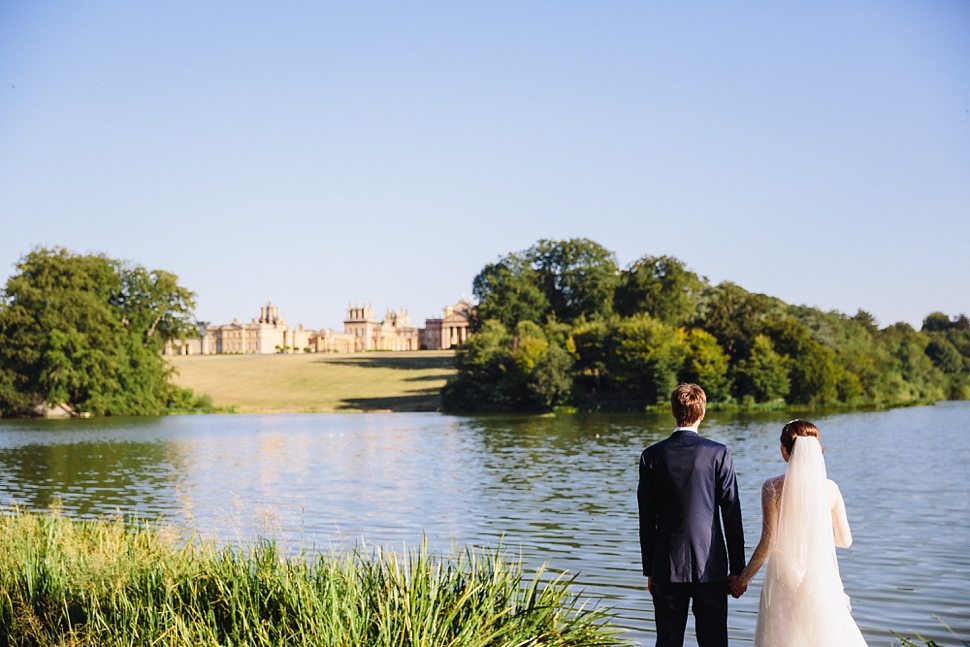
[194,302,310,355]
[419,299,473,350]
[165,299,474,355]
[339,304,421,352]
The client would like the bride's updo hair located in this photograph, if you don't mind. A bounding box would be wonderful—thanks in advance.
[780,419,822,455]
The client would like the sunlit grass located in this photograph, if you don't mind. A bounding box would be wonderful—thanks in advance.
[0,509,630,646]
[167,351,456,413]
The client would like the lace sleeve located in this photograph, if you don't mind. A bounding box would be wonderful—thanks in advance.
[739,477,781,587]
[830,480,853,548]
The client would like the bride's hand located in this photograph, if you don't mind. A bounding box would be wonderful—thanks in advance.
[727,575,747,598]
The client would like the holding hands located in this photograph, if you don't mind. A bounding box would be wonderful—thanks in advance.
[727,575,747,599]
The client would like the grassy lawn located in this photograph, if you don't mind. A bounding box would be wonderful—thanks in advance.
[167,351,456,413]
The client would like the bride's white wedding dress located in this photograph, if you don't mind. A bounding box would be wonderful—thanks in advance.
[739,436,868,647]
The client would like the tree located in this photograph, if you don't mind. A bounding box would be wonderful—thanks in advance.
[765,318,839,405]
[614,255,705,326]
[528,344,574,409]
[471,254,549,331]
[442,320,513,411]
[0,247,200,417]
[570,316,616,393]
[693,282,786,362]
[111,265,197,351]
[441,319,573,412]
[735,335,790,403]
[525,239,618,324]
[922,312,954,332]
[945,328,970,359]
[508,321,573,410]
[608,314,687,404]
[851,310,879,334]
[925,339,963,374]
[679,329,730,402]
[878,323,946,402]
[452,239,966,410]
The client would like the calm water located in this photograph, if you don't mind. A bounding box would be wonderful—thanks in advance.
[0,405,967,646]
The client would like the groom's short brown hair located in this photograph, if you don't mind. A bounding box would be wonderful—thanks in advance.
[671,383,707,426]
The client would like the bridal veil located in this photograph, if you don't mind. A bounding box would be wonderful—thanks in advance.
[754,436,867,647]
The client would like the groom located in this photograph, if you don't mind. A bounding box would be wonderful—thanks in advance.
[638,383,746,647]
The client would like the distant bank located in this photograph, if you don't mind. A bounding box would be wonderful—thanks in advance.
[167,351,456,413]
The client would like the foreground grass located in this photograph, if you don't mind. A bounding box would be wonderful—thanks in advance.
[893,617,969,647]
[0,510,629,647]
[167,351,456,413]
[894,621,969,647]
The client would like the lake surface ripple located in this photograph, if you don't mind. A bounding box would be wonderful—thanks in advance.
[0,405,967,645]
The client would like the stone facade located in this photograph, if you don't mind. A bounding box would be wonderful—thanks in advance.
[420,299,473,350]
[201,303,311,354]
[166,299,473,355]
[341,304,421,352]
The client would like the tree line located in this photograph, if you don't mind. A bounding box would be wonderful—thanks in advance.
[443,238,970,412]
[0,247,208,417]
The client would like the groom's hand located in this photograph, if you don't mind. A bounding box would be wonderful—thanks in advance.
[727,575,747,599]
[647,576,654,596]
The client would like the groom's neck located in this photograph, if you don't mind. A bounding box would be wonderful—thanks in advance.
[674,422,701,432]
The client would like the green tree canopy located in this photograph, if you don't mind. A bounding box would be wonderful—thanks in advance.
[446,238,970,413]
[878,323,947,402]
[614,255,705,326]
[922,312,952,332]
[608,314,686,405]
[679,329,730,402]
[925,339,964,374]
[471,254,549,331]
[524,239,618,324]
[735,335,790,403]
[508,321,574,410]
[764,318,839,405]
[0,247,200,417]
[442,320,513,411]
[570,316,616,392]
[441,319,573,412]
[472,238,618,330]
[693,282,786,362]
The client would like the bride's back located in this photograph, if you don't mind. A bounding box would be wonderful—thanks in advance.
[763,474,852,550]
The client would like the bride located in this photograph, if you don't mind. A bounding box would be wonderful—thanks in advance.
[735,420,868,647]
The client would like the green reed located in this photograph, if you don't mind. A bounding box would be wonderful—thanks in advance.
[0,509,630,647]
[893,617,970,647]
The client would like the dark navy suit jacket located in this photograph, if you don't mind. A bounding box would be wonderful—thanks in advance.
[638,429,745,583]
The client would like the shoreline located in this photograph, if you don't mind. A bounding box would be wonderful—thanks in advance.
[161,399,943,417]
[13,397,951,419]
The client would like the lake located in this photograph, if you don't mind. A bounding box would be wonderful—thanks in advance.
[0,404,967,645]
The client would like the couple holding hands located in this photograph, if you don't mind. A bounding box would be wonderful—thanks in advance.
[638,383,868,647]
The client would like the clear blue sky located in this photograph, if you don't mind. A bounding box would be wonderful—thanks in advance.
[1,1,968,330]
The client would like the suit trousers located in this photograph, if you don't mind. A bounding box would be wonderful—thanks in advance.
[652,582,728,647]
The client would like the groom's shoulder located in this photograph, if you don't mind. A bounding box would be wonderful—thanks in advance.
[696,435,728,450]
[640,434,675,460]
[693,434,732,459]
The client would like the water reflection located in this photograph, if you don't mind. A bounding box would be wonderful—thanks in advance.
[0,407,967,645]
